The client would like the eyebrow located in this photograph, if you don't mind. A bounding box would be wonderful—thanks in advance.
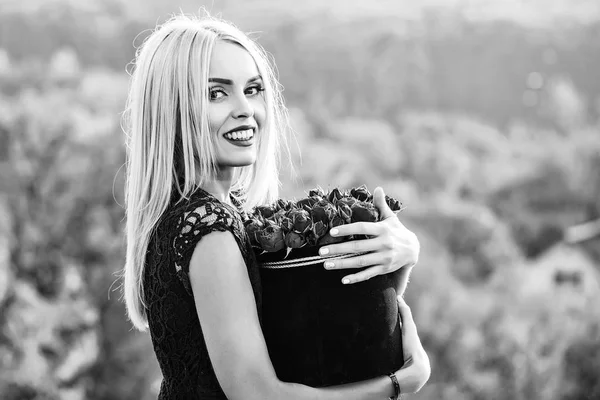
[208,75,262,85]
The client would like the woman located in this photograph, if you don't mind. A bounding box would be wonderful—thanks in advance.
[122,13,429,400]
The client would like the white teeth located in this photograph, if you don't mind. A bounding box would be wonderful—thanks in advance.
[225,129,254,141]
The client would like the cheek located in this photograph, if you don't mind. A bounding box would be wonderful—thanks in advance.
[253,98,267,126]
[208,104,227,135]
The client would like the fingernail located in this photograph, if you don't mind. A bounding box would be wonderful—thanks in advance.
[330,228,339,236]
[342,278,350,284]
[324,261,334,269]
[320,247,329,256]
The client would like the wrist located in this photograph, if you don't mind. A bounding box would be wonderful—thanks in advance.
[388,372,401,400]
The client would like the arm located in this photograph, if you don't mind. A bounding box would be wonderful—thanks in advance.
[190,230,411,400]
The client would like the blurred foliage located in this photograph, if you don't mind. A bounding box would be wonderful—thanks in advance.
[1,1,599,399]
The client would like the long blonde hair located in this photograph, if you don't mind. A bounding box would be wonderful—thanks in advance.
[122,13,290,331]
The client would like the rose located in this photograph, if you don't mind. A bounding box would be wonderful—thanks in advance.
[350,185,372,202]
[349,200,379,241]
[336,202,352,224]
[287,208,313,235]
[254,205,276,219]
[310,200,336,226]
[255,220,286,252]
[327,188,344,203]
[385,195,403,212]
[351,201,379,223]
[306,201,336,246]
[244,218,264,248]
[282,209,313,248]
[308,187,326,197]
[336,196,358,209]
[271,209,288,226]
[306,221,328,246]
[285,231,306,248]
[296,196,322,212]
[276,198,295,212]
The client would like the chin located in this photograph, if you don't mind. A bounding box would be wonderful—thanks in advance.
[219,156,256,168]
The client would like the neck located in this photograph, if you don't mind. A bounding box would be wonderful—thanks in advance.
[202,167,234,205]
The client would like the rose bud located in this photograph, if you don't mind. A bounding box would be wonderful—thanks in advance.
[276,198,294,211]
[385,195,403,212]
[271,209,288,226]
[310,201,336,227]
[330,212,346,229]
[308,187,326,197]
[244,218,264,248]
[256,220,286,252]
[289,209,313,235]
[336,203,353,224]
[336,196,358,209]
[296,196,321,211]
[255,205,275,219]
[280,214,293,232]
[351,201,379,223]
[350,185,372,202]
[327,188,343,203]
[309,220,328,245]
[285,231,306,249]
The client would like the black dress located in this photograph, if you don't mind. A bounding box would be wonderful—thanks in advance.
[143,188,262,400]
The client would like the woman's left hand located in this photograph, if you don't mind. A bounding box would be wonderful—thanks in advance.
[318,187,419,285]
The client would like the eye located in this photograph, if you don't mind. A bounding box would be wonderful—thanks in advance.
[209,87,226,101]
[245,84,265,96]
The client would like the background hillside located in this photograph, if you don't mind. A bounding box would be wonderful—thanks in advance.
[0,0,599,399]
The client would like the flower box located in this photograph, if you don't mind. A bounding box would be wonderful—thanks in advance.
[245,186,406,386]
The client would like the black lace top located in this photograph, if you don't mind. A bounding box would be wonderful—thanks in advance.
[143,188,262,399]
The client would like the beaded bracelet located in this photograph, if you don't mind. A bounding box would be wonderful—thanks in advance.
[388,372,401,400]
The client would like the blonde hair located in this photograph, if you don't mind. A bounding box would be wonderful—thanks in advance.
[122,13,290,331]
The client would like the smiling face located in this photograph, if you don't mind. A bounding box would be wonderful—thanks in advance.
[207,40,266,172]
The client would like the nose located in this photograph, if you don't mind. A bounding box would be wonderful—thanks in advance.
[232,94,254,119]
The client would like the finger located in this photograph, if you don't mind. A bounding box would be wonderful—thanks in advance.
[329,221,384,238]
[373,186,395,220]
[324,252,387,270]
[341,265,385,284]
[320,237,383,256]
[397,297,420,340]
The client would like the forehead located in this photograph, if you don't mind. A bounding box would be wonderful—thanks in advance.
[209,40,260,81]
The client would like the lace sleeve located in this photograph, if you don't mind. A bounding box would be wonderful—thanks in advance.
[172,200,241,296]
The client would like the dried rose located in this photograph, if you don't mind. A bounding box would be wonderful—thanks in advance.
[255,220,286,252]
[276,198,294,212]
[288,208,313,235]
[270,209,288,226]
[330,212,345,229]
[327,188,344,203]
[336,196,358,209]
[244,218,264,248]
[308,187,326,197]
[310,201,336,226]
[385,195,403,212]
[336,202,353,224]
[296,196,322,211]
[254,205,275,219]
[351,201,379,223]
[285,231,306,249]
[306,220,328,246]
[350,185,372,202]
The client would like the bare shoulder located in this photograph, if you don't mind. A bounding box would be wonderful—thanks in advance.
[190,229,243,271]
[187,228,253,300]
